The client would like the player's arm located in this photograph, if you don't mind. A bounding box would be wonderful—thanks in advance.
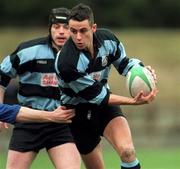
[0,104,20,128]
[112,42,144,76]
[107,35,158,105]
[108,91,158,106]
[104,31,143,76]
[16,106,75,123]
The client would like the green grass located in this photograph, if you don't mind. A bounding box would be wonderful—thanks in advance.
[0,148,180,169]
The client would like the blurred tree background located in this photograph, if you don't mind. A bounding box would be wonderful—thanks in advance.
[0,0,180,27]
[0,0,180,163]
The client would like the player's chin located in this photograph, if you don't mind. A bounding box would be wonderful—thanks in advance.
[56,39,67,46]
[76,44,85,50]
[56,42,65,47]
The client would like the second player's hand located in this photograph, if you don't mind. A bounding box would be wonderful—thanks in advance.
[50,106,75,123]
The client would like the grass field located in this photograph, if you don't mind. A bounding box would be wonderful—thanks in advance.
[0,147,180,169]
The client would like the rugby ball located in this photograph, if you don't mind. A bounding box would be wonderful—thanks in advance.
[126,66,155,97]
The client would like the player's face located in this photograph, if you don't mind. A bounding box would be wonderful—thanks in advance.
[51,23,70,49]
[69,19,97,50]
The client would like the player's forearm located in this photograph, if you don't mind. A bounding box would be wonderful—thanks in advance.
[108,94,135,105]
[16,107,53,122]
[108,90,157,105]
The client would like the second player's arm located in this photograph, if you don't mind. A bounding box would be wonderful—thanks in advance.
[16,106,75,123]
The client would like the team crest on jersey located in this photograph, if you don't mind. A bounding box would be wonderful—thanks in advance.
[102,56,108,67]
[41,73,58,87]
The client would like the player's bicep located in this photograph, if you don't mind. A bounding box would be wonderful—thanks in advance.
[113,43,143,76]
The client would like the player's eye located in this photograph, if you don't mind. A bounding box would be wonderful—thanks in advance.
[70,28,77,34]
[52,24,59,29]
[79,28,89,34]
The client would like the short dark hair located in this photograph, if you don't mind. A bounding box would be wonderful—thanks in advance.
[69,3,94,25]
[49,7,70,26]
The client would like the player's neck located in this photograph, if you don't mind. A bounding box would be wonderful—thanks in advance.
[52,42,62,52]
[87,44,94,58]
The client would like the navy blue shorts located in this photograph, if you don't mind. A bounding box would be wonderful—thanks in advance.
[70,104,124,154]
[9,122,74,152]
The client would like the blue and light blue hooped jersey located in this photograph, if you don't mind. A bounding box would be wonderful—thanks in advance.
[0,37,60,110]
[55,28,143,107]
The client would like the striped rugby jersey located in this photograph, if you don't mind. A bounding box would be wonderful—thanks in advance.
[0,36,60,110]
[55,28,143,107]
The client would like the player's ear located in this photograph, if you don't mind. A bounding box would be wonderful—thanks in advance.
[92,23,97,33]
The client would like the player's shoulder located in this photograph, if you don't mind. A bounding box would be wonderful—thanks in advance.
[17,36,49,51]
[60,38,80,63]
[57,38,81,78]
[95,28,117,41]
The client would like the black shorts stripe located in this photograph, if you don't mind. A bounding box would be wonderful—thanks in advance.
[9,122,74,152]
[70,104,124,154]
